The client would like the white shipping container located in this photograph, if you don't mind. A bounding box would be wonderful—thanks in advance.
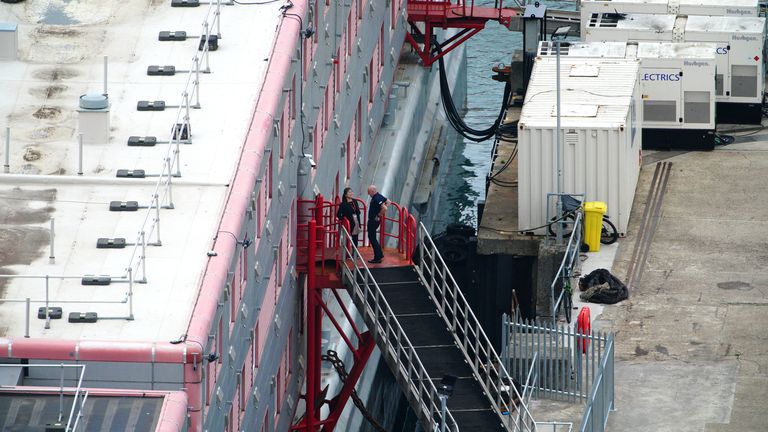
[538,41,716,131]
[517,58,642,235]
[580,0,759,28]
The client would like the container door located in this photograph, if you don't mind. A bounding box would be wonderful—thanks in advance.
[714,43,731,100]
[640,68,681,128]
[681,62,715,129]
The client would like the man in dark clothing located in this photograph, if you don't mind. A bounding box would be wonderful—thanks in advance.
[366,185,389,263]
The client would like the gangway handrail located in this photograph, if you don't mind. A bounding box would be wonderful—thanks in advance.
[339,227,459,432]
[415,222,537,432]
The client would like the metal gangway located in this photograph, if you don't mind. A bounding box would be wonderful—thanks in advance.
[296,195,537,431]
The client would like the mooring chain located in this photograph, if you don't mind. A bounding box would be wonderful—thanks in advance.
[322,350,389,432]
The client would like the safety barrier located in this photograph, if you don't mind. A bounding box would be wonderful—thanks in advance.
[579,336,615,432]
[415,223,536,431]
[338,227,459,431]
[0,364,88,431]
[501,315,613,403]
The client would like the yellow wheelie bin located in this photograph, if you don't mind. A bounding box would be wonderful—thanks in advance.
[583,202,607,252]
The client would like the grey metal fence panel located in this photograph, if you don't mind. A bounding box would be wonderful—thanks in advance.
[579,335,615,432]
[501,315,610,403]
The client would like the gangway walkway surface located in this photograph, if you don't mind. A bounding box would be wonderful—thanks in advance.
[365,264,507,431]
[339,222,537,432]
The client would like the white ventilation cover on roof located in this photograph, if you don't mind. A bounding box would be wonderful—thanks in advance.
[569,64,600,77]
[553,104,599,117]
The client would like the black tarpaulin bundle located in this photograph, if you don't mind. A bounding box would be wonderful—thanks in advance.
[579,268,629,304]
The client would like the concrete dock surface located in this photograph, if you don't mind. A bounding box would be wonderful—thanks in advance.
[596,134,768,431]
[526,132,768,431]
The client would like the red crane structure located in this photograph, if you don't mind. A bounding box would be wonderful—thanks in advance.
[405,0,521,67]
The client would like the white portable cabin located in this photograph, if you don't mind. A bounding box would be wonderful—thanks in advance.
[538,41,717,149]
[584,13,766,124]
[685,15,766,123]
[580,0,760,28]
[517,58,642,236]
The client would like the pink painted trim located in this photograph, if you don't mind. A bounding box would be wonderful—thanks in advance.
[0,338,201,363]
[156,391,190,432]
[184,2,308,347]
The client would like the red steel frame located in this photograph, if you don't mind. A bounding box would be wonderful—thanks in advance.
[405,0,519,67]
[294,194,416,431]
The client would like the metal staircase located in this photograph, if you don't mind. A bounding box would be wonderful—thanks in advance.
[338,223,537,431]
[295,195,535,431]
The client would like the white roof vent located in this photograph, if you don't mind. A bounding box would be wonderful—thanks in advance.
[569,64,600,77]
[553,104,599,117]
[79,93,108,110]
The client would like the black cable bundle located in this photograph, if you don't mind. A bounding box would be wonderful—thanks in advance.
[436,47,512,142]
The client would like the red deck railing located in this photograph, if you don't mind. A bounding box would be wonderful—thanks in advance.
[296,194,417,277]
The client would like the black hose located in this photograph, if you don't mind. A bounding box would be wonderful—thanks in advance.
[436,45,512,142]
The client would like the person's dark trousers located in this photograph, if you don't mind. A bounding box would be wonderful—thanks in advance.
[367,220,383,260]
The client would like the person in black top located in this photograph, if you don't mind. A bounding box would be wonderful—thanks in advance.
[337,187,361,245]
[366,185,390,263]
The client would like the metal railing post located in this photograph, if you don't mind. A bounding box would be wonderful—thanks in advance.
[128,267,134,320]
[49,218,55,263]
[25,298,30,338]
[194,56,201,107]
[77,133,84,175]
[44,275,51,329]
[140,231,147,283]
[204,22,211,71]
[58,363,64,422]
[154,194,162,245]
[103,55,109,96]
[4,127,10,173]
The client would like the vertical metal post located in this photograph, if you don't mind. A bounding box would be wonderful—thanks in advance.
[25,298,30,338]
[194,56,201,108]
[439,394,448,432]
[58,363,64,422]
[49,218,55,263]
[166,157,175,208]
[154,194,162,245]
[215,0,222,37]
[103,56,108,96]
[204,22,211,72]
[44,275,51,330]
[128,267,134,320]
[555,40,563,243]
[140,231,147,283]
[4,127,9,173]
[77,133,84,175]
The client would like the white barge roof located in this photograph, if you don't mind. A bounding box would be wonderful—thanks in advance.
[0,1,282,341]
[520,58,639,129]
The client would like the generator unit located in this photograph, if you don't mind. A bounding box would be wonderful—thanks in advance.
[517,57,642,236]
[538,41,717,149]
[584,13,766,124]
[580,0,760,28]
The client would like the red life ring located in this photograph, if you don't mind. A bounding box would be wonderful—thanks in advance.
[576,307,591,354]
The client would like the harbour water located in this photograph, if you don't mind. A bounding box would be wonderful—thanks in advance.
[433,0,576,233]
